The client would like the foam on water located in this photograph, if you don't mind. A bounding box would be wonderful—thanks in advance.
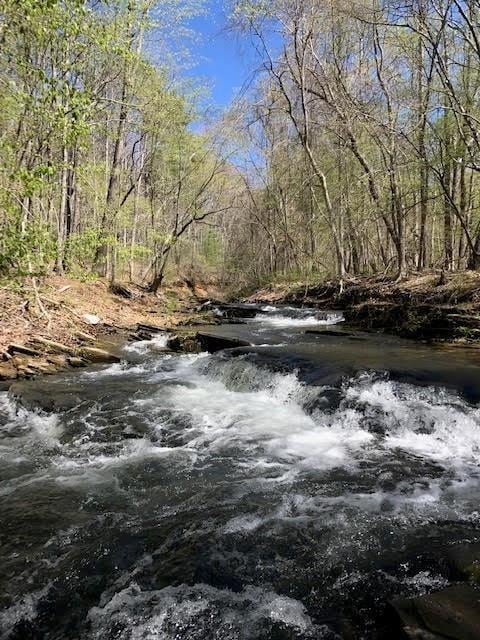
[88,583,327,640]
[345,376,480,470]
[137,358,480,482]
[0,392,61,446]
[123,332,172,355]
[2,340,480,638]
[3,357,480,497]
[252,309,344,327]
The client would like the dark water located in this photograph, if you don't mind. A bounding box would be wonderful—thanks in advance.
[1,305,480,639]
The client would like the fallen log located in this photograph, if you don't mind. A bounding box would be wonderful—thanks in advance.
[110,283,134,299]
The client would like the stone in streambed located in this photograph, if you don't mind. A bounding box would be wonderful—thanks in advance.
[165,333,201,353]
[196,332,251,353]
[80,347,120,363]
[391,583,480,640]
[446,543,480,583]
[67,356,88,368]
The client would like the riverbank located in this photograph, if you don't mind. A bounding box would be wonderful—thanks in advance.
[0,276,220,383]
[4,270,480,384]
[247,271,480,344]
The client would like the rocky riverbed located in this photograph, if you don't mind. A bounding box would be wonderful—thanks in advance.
[2,302,480,639]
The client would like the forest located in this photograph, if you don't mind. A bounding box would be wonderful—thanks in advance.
[2,0,480,292]
[4,4,480,638]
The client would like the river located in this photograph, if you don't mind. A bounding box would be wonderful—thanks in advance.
[1,305,480,639]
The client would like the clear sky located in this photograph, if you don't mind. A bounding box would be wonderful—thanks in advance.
[187,0,253,108]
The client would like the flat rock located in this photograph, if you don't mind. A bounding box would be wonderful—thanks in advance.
[197,332,251,353]
[67,356,88,368]
[392,584,480,640]
[80,347,120,363]
[137,323,164,334]
[74,330,95,343]
[305,329,356,337]
[27,359,59,375]
[32,337,76,355]
[83,313,101,325]
[46,354,69,368]
[8,343,42,357]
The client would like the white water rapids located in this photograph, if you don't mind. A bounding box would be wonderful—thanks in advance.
[1,309,480,639]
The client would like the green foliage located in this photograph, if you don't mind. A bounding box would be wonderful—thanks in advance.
[0,0,234,288]
[0,212,55,278]
[64,229,102,276]
[200,228,222,267]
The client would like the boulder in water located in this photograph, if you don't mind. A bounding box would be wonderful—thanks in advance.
[446,543,480,583]
[391,583,480,639]
[196,332,251,353]
[166,333,202,353]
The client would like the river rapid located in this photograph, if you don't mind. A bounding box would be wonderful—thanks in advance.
[1,305,480,639]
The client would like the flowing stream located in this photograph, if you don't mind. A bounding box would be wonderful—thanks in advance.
[1,305,480,639]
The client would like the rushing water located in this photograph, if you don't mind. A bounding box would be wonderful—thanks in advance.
[1,306,480,639]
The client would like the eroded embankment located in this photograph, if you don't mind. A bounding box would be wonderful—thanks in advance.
[0,276,220,384]
[247,271,480,343]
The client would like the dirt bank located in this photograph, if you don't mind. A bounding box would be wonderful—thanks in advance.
[247,271,480,344]
[0,276,220,383]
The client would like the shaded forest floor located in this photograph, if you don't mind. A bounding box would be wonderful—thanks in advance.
[0,276,222,383]
[248,271,480,343]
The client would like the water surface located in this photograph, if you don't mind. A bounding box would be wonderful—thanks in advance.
[1,305,480,639]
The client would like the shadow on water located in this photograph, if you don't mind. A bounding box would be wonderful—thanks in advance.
[1,304,480,639]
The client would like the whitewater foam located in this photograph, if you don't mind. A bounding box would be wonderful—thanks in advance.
[252,312,344,327]
[88,583,322,639]
[123,332,172,355]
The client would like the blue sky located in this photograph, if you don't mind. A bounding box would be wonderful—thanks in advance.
[187,0,254,108]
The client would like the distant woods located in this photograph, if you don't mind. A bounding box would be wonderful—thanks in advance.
[230,0,480,285]
[2,0,480,292]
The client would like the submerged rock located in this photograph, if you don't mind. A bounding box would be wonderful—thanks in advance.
[446,543,480,583]
[391,583,480,639]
